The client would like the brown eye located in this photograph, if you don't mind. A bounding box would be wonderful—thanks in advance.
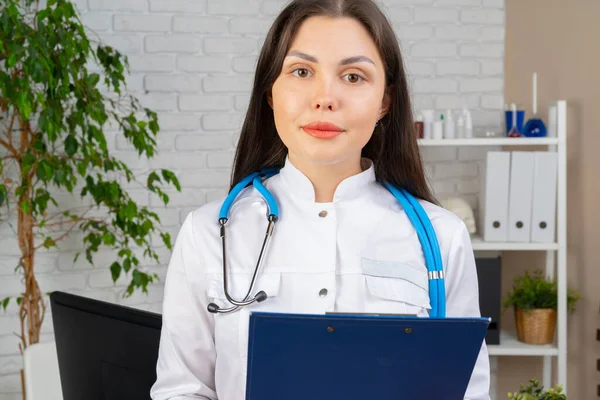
[345,74,363,84]
[292,68,311,78]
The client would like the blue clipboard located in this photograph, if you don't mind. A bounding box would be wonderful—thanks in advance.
[245,312,489,400]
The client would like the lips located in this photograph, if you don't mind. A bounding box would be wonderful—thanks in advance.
[301,121,344,139]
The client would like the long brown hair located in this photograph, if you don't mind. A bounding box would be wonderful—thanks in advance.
[230,0,436,204]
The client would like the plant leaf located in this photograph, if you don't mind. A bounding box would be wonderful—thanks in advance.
[1,297,9,311]
[110,262,121,282]
[64,135,78,156]
[86,73,100,87]
[7,53,17,68]
[122,258,131,274]
[0,184,6,206]
[17,92,32,120]
[36,160,54,182]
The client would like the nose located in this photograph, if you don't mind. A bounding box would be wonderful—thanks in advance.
[313,78,338,111]
[315,99,335,111]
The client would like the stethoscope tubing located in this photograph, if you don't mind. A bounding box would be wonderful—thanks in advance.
[208,169,446,318]
[209,170,279,314]
[380,181,446,318]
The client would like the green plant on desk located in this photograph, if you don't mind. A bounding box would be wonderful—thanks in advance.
[507,379,567,400]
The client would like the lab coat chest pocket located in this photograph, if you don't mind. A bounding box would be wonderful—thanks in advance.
[361,258,431,316]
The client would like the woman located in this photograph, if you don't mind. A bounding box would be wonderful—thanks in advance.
[150,0,490,399]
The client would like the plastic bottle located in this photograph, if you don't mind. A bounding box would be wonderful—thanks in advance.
[444,109,455,139]
[456,114,465,138]
[422,110,433,139]
[433,115,443,140]
[464,109,473,138]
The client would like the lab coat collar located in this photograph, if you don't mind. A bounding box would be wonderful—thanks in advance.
[278,155,376,203]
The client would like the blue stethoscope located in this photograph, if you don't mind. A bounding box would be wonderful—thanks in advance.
[206,168,446,318]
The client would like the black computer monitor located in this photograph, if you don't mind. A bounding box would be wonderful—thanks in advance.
[50,291,162,400]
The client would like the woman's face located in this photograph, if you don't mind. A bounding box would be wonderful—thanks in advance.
[269,16,390,168]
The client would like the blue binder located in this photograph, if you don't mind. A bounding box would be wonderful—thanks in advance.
[245,312,489,400]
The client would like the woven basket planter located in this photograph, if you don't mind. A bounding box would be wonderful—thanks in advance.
[515,307,557,345]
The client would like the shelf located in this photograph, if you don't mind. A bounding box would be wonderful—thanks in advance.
[488,331,558,356]
[418,137,559,147]
[470,235,559,251]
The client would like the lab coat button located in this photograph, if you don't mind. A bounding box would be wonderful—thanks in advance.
[319,288,328,297]
[318,210,328,218]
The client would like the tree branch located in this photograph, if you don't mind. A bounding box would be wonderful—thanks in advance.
[42,215,106,229]
[33,207,117,250]
[0,138,19,159]
[7,107,14,147]
[40,205,95,224]
[35,224,77,251]
[0,112,19,159]
[19,113,29,155]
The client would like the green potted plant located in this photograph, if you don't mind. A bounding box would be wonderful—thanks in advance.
[502,270,580,345]
[1,0,180,396]
[507,379,566,399]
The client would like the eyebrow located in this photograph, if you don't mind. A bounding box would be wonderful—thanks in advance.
[286,51,375,66]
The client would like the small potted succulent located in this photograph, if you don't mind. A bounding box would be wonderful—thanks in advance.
[507,379,567,399]
[502,270,580,345]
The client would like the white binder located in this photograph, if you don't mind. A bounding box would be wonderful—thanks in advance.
[480,152,510,242]
[530,152,558,242]
[507,151,535,242]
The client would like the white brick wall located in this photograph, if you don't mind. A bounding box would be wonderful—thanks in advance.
[0,0,504,398]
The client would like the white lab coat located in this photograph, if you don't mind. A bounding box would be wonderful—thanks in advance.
[150,157,491,400]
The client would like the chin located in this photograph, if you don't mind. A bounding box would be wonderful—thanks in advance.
[295,145,356,166]
[284,129,363,166]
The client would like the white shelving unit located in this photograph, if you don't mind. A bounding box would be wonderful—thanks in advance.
[418,137,559,147]
[418,101,568,393]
